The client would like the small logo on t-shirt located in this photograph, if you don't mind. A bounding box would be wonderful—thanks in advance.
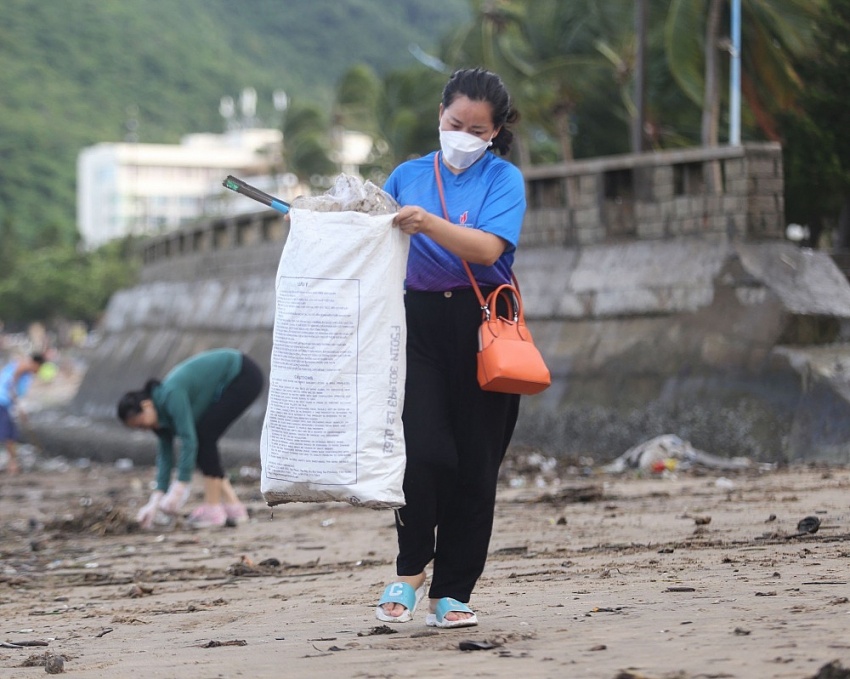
[459,211,469,225]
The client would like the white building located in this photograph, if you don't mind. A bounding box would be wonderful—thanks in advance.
[76,128,285,249]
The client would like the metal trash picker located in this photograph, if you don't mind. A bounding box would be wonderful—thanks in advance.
[222,175,290,214]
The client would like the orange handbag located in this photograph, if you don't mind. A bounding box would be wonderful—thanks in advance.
[434,154,551,395]
[464,263,552,394]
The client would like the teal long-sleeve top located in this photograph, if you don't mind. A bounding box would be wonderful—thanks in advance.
[150,349,243,491]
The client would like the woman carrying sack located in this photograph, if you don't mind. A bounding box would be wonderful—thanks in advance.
[376,67,527,628]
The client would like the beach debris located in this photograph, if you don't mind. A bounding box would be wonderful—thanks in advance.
[201,640,247,648]
[114,458,134,471]
[459,639,502,651]
[501,450,563,488]
[602,434,751,474]
[126,583,154,598]
[42,501,138,536]
[44,654,65,674]
[239,466,261,481]
[796,515,821,535]
[226,555,287,576]
[809,660,850,679]
[291,174,399,215]
[357,625,397,637]
[535,484,605,505]
[1,640,48,648]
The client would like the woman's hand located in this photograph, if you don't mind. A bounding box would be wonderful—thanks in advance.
[394,205,508,266]
[136,490,164,529]
[393,206,432,235]
[160,481,191,515]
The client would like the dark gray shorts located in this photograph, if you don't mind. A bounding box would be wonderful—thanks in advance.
[0,404,19,442]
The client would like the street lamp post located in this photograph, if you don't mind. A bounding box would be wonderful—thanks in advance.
[729,0,742,146]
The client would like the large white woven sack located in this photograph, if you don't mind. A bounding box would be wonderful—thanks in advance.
[260,207,409,508]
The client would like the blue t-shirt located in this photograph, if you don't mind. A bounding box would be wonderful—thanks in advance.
[0,361,34,408]
[384,150,526,291]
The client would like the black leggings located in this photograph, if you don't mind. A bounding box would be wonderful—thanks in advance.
[397,289,520,602]
[195,354,264,478]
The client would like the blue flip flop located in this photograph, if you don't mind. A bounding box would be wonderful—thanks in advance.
[425,597,478,628]
[375,582,426,623]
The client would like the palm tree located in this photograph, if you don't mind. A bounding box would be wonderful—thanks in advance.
[664,0,821,146]
[443,0,634,163]
[372,68,448,170]
[794,0,850,247]
[633,0,649,153]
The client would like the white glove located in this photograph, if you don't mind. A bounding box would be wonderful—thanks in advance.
[159,481,191,515]
[136,490,164,529]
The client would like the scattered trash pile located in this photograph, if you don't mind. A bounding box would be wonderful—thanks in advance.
[42,499,139,536]
[500,434,759,488]
[499,449,577,488]
[602,434,755,475]
[291,174,400,214]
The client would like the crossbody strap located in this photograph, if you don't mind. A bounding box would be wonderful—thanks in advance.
[432,153,522,307]
[433,153,488,307]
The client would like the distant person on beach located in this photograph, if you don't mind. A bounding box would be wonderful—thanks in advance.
[117,348,264,529]
[0,353,46,475]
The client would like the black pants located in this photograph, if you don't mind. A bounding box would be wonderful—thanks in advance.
[397,289,520,602]
[195,354,264,478]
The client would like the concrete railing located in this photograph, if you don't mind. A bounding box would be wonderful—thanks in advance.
[521,142,783,247]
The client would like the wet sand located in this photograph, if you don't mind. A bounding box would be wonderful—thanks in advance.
[1,457,849,679]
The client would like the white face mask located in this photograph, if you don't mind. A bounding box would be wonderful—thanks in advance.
[438,129,493,169]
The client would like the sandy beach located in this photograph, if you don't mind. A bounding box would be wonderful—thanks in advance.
[1,449,849,679]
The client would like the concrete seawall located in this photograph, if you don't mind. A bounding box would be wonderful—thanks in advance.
[60,237,850,467]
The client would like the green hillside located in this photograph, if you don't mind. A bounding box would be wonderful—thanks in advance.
[0,0,469,247]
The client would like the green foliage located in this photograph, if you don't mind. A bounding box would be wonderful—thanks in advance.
[799,0,850,176]
[780,110,842,246]
[282,100,337,183]
[335,65,384,134]
[374,68,449,167]
[0,240,140,326]
[784,0,850,245]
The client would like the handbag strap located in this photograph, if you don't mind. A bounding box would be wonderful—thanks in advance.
[432,153,524,311]
[433,153,489,308]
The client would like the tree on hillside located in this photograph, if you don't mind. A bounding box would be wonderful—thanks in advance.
[334,65,384,137]
[793,0,850,248]
[0,240,138,327]
[281,100,336,187]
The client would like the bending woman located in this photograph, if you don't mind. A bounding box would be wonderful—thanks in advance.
[117,348,264,529]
